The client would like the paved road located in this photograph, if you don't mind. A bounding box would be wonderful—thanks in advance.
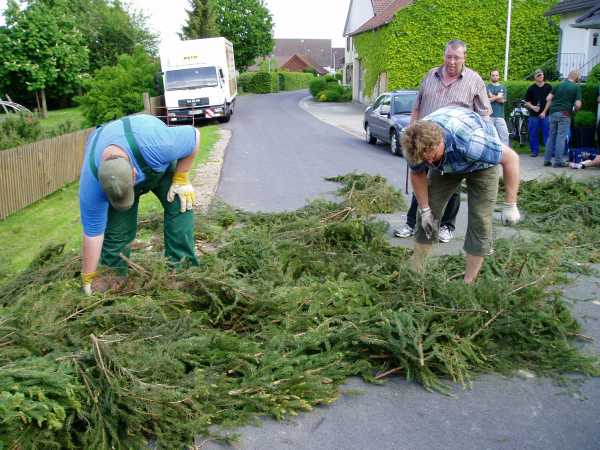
[211,90,600,450]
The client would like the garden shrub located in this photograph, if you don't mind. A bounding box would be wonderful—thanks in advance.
[587,64,600,83]
[309,77,328,97]
[237,72,254,93]
[0,114,80,151]
[316,85,352,102]
[76,47,159,126]
[573,110,596,128]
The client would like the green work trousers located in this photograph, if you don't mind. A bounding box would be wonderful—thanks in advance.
[100,167,198,274]
[415,166,500,256]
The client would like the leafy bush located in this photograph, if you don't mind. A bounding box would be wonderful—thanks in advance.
[237,72,254,93]
[249,72,275,94]
[587,64,600,83]
[316,85,352,102]
[0,114,83,151]
[573,110,596,128]
[309,77,328,97]
[239,71,314,93]
[0,114,42,150]
[76,47,159,126]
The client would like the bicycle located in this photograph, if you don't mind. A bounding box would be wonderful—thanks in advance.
[507,100,529,146]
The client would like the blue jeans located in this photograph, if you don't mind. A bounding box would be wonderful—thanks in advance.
[545,112,571,165]
[528,115,549,156]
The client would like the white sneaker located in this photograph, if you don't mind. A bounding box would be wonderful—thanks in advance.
[569,162,585,169]
[393,224,414,238]
[438,225,454,243]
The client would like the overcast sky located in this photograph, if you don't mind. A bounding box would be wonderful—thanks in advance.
[0,0,351,48]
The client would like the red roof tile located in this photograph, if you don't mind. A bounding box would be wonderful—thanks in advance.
[350,0,414,36]
[372,0,396,15]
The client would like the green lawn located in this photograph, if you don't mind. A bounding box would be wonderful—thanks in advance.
[39,106,86,133]
[0,124,220,282]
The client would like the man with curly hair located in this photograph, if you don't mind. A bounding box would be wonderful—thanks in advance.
[401,106,521,283]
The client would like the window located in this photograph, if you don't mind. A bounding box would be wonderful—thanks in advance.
[165,67,218,90]
[372,94,387,109]
[392,93,417,114]
[594,33,599,47]
[347,37,351,52]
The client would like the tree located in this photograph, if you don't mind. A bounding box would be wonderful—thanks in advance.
[182,0,274,71]
[180,0,219,40]
[70,0,158,72]
[76,47,160,126]
[0,0,89,117]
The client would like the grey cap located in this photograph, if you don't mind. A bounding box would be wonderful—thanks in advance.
[98,156,134,211]
[534,69,544,76]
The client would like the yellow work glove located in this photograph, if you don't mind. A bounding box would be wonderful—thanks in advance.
[167,172,195,212]
[82,271,96,296]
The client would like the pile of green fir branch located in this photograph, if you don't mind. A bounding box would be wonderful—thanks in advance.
[0,173,598,449]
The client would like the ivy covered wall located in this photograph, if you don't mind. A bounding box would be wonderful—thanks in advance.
[354,0,560,96]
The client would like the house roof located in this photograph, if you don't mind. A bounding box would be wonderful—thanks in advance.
[372,0,396,15]
[272,38,332,68]
[280,54,329,75]
[572,4,600,28]
[544,0,599,16]
[348,0,414,36]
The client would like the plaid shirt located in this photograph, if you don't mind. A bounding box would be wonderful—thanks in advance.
[410,107,503,174]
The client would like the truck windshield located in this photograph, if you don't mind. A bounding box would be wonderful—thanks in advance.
[165,67,218,90]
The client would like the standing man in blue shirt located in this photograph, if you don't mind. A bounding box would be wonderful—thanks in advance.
[401,106,521,283]
[79,114,200,294]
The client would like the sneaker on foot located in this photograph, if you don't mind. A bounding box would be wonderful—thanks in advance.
[438,225,454,243]
[570,162,584,169]
[543,161,552,167]
[553,161,568,168]
[393,224,414,238]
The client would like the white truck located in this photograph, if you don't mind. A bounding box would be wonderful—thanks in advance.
[159,37,237,123]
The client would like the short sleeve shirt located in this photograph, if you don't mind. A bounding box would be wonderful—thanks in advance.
[79,114,197,237]
[525,83,552,116]
[414,66,492,119]
[486,83,507,118]
[549,79,582,114]
[410,107,503,175]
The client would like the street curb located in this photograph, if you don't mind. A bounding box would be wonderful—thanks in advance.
[298,96,365,141]
[192,128,231,212]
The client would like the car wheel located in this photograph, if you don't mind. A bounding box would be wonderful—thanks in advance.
[390,129,402,156]
[365,124,377,145]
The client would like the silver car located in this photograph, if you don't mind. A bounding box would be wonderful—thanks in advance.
[363,90,418,156]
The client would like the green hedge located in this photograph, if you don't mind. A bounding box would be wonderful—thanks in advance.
[354,0,559,96]
[238,71,315,94]
[278,72,315,91]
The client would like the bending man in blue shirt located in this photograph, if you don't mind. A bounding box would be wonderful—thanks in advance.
[79,114,200,294]
[401,106,521,283]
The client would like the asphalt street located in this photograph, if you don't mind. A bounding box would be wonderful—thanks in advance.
[210,90,600,450]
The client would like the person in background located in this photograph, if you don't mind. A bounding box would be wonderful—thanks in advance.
[544,70,582,168]
[487,69,509,145]
[524,69,552,157]
[394,39,492,244]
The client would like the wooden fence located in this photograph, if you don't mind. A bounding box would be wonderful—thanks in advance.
[0,128,94,220]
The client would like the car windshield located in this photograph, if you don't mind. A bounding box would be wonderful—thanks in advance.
[165,67,218,90]
[392,93,417,114]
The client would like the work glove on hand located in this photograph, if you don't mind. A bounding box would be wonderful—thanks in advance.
[167,172,195,212]
[419,207,437,240]
[501,202,521,226]
[82,272,96,296]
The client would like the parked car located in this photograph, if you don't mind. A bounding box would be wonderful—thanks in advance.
[363,90,418,156]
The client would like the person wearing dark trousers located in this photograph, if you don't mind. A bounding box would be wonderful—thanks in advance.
[393,39,492,243]
[524,69,552,157]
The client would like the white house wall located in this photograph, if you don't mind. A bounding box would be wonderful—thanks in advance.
[558,12,600,77]
[344,0,374,90]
